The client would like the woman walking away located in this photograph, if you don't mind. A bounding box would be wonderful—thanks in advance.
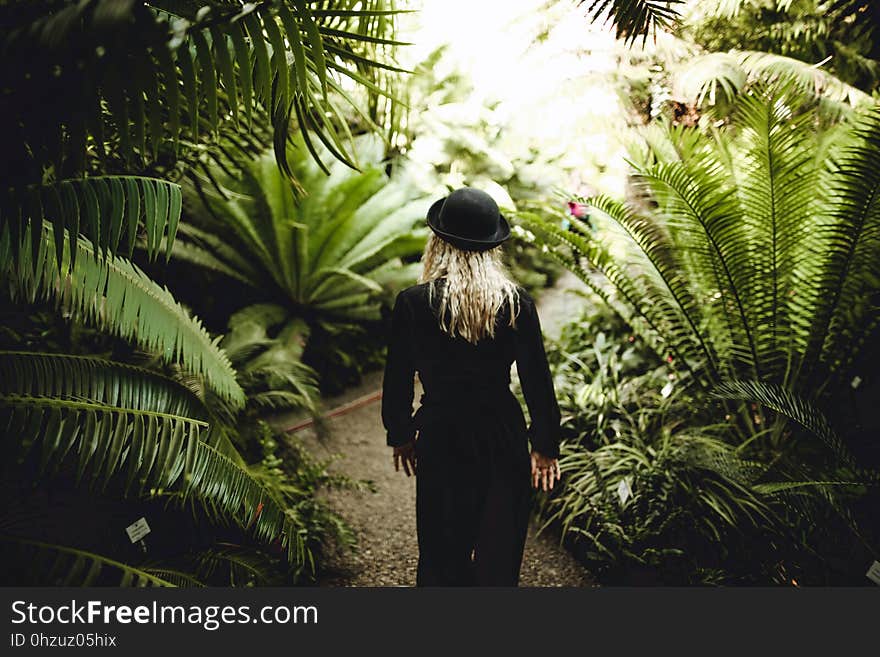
[381,187,562,587]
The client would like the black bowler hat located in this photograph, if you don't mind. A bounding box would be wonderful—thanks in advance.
[426,187,511,252]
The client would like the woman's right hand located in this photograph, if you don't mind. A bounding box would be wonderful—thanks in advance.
[393,439,417,476]
[530,450,560,491]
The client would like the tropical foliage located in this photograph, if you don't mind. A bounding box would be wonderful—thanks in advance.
[536,302,862,584]
[580,1,686,44]
[174,131,429,392]
[2,0,879,589]
[681,0,880,92]
[180,133,429,322]
[0,0,406,586]
[519,82,880,583]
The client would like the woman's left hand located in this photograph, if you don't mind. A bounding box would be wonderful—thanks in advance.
[530,451,560,491]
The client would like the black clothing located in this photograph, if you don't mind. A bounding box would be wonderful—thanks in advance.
[381,279,562,586]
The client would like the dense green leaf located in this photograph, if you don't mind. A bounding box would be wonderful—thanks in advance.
[0,222,244,408]
[0,537,176,587]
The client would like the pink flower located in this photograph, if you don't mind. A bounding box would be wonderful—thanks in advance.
[567,201,590,219]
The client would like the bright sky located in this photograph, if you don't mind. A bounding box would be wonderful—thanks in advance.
[397,0,632,198]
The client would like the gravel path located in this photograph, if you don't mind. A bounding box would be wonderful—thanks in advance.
[270,271,593,586]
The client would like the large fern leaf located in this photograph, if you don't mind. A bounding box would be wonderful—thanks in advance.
[0,536,176,586]
[673,50,872,118]
[0,176,182,276]
[0,222,244,408]
[711,379,855,467]
[1,0,406,181]
[807,106,880,375]
[180,132,429,322]
[0,398,309,566]
[0,351,206,420]
[731,83,823,379]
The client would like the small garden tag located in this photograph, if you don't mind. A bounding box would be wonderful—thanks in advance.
[617,478,632,506]
[125,517,151,544]
[866,561,880,585]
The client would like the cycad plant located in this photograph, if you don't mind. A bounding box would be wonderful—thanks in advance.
[182,132,428,320]
[1,0,407,293]
[1,0,405,185]
[534,303,783,583]
[524,84,878,404]
[0,226,332,583]
[681,0,880,92]
[173,132,430,390]
[0,0,405,585]
[518,84,880,578]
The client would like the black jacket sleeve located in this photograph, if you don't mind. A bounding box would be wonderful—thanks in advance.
[381,290,417,448]
[514,289,562,459]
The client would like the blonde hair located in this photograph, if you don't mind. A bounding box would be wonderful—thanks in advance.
[418,233,521,344]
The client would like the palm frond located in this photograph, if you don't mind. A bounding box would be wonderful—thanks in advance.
[807,106,880,376]
[711,379,855,467]
[0,351,206,419]
[0,536,175,586]
[673,50,872,118]
[580,1,685,45]
[0,222,245,408]
[0,0,407,181]
[1,176,182,275]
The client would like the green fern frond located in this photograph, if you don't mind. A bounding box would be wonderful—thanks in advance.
[181,132,428,322]
[0,395,207,492]
[1,0,406,180]
[0,536,175,586]
[0,222,244,408]
[1,398,312,568]
[731,84,823,378]
[194,545,282,586]
[807,106,880,376]
[712,379,855,467]
[580,1,685,45]
[673,50,872,117]
[753,480,869,495]
[138,568,205,587]
[0,351,205,419]
[513,208,708,384]
[184,441,303,564]
[1,176,182,274]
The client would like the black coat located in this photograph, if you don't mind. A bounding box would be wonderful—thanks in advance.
[381,279,561,463]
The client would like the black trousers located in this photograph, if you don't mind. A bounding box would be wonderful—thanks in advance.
[414,424,533,586]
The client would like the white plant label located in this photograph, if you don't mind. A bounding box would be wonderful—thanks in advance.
[866,560,880,586]
[617,478,632,506]
[125,517,151,544]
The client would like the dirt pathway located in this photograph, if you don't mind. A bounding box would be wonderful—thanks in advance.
[271,271,593,586]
